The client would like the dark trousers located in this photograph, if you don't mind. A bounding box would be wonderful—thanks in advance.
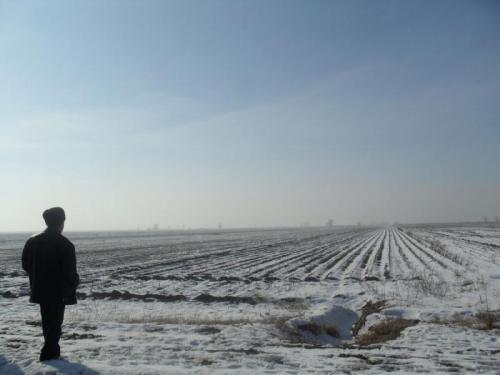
[39,302,65,360]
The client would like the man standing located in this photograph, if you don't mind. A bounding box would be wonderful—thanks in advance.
[22,207,80,361]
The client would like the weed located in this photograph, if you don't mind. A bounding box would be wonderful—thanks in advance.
[408,270,449,298]
[475,311,500,330]
[356,318,419,346]
[430,311,500,330]
[117,314,292,326]
[352,300,386,336]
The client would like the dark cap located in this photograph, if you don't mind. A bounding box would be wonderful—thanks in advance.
[42,207,66,227]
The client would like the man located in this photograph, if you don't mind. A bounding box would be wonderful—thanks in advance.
[22,207,80,361]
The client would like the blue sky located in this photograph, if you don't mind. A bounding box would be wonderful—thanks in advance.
[1,0,499,231]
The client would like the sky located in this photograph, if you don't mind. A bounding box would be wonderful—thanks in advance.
[1,0,500,231]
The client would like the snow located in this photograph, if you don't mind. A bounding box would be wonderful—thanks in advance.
[286,305,358,345]
[1,225,500,374]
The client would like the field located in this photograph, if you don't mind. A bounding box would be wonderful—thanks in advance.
[1,224,500,374]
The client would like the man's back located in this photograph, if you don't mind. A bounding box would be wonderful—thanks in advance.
[22,229,79,305]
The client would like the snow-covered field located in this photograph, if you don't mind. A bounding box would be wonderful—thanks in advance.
[1,225,499,374]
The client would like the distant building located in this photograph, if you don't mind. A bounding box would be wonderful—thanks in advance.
[326,219,334,228]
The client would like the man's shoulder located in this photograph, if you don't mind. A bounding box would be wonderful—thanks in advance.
[29,231,45,239]
[28,231,74,248]
[57,234,75,249]
[25,231,44,245]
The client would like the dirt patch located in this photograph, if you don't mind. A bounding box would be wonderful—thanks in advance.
[185,273,217,281]
[79,290,187,303]
[1,291,17,298]
[80,324,98,331]
[337,353,383,365]
[272,297,308,311]
[356,319,419,346]
[345,276,362,281]
[194,293,262,305]
[199,358,216,366]
[304,276,320,282]
[218,276,244,283]
[264,276,281,283]
[297,322,322,335]
[363,276,380,281]
[64,332,104,340]
[25,320,41,327]
[129,274,334,284]
[207,347,260,355]
[195,326,221,335]
[118,315,291,325]
[133,275,183,281]
[324,276,339,281]
[324,324,340,337]
[77,290,306,308]
[1,271,24,278]
[295,322,340,338]
[122,274,332,284]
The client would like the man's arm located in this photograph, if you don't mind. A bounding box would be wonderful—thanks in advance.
[21,238,32,274]
[61,242,80,289]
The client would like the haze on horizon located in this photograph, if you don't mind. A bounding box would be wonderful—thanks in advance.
[1,0,499,232]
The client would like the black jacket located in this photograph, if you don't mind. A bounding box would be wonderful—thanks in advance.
[22,229,80,305]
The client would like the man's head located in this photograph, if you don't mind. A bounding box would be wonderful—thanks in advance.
[43,207,66,233]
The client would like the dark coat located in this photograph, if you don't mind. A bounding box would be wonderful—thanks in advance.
[22,229,80,305]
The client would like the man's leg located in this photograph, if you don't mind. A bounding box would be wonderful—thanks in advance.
[40,303,49,342]
[39,303,65,361]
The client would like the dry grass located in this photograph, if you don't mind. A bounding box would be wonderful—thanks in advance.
[356,318,419,346]
[273,298,309,312]
[68,300,296,326]
[112,313,293,326]
[476,311,500,330]
[352,300,386,336]
[410,271,449,298]
[431,311,500,330]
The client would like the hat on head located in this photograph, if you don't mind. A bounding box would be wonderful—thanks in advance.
[43,207,66,227]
